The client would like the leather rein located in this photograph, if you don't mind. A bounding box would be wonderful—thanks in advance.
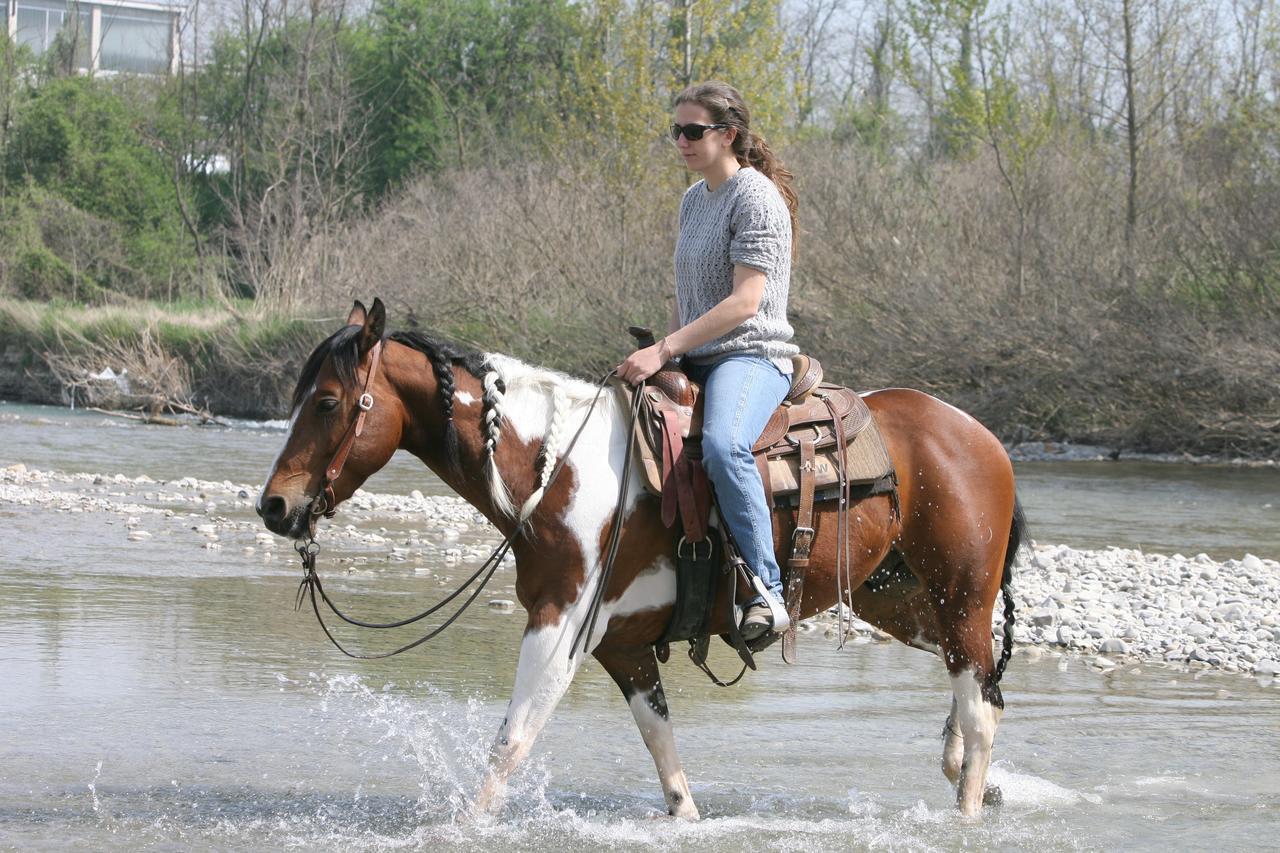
[293,340,627,660]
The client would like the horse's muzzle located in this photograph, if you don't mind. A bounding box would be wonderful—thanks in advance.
[257,494,310,539]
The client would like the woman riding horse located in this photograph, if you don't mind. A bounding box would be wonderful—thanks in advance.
[257,291,1022,819]
[618,81,798,643]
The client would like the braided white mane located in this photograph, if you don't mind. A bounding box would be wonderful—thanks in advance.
[477,354,617,521]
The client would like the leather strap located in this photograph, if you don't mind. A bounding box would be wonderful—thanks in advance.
[822,391,855,647]
[317,340,383,518]
[659,408,708,543]
[660,409,680,529]
[783,438,816,663]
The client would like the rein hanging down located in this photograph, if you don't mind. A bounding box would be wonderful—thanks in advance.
[295,351,632,660]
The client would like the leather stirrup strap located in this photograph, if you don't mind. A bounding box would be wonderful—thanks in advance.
[823,393,853,644]
[660,409,680,529]
[782,438,816,664]
[659,408,706,542]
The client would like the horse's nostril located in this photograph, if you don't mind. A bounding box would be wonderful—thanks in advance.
[259,494,287,524]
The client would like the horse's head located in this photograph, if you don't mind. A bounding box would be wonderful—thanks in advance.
[257,299,403,539]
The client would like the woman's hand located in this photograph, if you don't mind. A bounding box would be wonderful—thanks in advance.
[617,342,669,385]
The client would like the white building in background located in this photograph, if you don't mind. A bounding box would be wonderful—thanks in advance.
[5,0,179,75]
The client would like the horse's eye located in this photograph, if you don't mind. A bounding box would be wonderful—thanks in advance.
[316,398,340,413]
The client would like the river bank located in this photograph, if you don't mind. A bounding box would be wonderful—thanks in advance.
[5,460,1277,682]
[5,296,1280,459]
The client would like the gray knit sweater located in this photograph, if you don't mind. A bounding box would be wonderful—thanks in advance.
[675,166,798,370]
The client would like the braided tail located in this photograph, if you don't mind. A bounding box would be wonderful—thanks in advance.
[993,497,1026,685]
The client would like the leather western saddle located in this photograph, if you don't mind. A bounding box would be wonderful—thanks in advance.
[618,328,897,664]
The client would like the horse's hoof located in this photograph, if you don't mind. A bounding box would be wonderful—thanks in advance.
[983,784,1003,806]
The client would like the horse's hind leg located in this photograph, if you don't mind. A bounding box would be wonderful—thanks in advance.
[934,592,1006,816]
[594,643,699,820]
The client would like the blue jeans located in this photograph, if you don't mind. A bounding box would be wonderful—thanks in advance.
[684,355,789,604]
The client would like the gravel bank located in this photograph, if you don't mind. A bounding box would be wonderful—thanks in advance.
[1007,440,1279,467]
[5,462,1278,680]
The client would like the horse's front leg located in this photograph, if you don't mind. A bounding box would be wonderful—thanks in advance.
[473,601,586,817]
[594,642,699,820]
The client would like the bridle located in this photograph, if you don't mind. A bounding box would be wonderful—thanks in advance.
[309,339,384,525]
[291,345,750,684]
[292,340,630,661]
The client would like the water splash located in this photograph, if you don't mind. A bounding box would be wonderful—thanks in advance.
[88,760,103,813]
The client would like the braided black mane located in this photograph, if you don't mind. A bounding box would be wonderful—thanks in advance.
[292,326,500,473]
[390,330,500,472]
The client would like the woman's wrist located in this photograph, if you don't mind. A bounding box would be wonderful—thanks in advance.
[658,337,676,362]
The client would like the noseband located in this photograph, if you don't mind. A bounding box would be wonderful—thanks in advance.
[311,339,384,524]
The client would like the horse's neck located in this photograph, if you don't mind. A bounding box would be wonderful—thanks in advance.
[390,345,620,528]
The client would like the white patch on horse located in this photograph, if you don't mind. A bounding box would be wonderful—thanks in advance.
[476,610,587,815]
[612,556,678,617]
[475,350,663,626]
[256,395,307,511]
[478,353,619,523]
[454,390,477,406]
[949,666,1000,814]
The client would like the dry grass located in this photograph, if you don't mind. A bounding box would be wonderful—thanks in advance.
[6,130,1277,455]
[280,139,1278,456]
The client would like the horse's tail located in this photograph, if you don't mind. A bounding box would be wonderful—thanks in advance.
[992,496,1025,685]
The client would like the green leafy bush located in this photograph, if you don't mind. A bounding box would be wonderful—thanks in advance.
[1,77,199,300]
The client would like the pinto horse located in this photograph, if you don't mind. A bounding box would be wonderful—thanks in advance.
[258,299,1023,818]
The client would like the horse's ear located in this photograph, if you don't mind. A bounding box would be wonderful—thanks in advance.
[346,300,368,327]
[358,298,386,355]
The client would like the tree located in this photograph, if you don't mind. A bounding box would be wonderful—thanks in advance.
[566,0,794,181]
[359,0,583,190]
[2,76,197,298]
[973,7,1057,298]
[898,0,988,159]
[191,0,377,306]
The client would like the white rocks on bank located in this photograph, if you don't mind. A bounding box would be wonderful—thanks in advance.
[1006,542,1280,676]
[4,461,1277,678]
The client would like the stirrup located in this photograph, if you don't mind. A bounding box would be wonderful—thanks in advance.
[744,571,790,634]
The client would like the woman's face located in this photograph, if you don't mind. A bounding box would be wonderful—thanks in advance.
[672,102,735,174]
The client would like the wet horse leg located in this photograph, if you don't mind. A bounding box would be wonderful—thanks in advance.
[594,643,699,819]
[844,585,966,785]
[929,576,1005,816]
[473,604,586,816]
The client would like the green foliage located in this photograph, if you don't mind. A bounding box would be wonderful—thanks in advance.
[1,77,199,300]
[358,0,584,192]
[13,246,75,300]
[563,0,795,187]
[899,0,988,159]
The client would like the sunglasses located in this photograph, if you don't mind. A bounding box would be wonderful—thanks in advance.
[670,122,730,141]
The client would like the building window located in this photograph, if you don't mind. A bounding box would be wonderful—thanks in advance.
[99,6,171,74]
[15,0,92,69]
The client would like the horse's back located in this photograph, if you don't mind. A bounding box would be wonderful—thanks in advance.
[861,387,1017,524]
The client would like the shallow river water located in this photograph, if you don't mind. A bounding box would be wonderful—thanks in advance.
[1,402,1277,851]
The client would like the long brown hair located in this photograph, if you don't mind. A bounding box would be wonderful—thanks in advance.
[674,81,798,251]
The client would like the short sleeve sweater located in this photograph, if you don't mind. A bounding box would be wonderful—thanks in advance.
[675,166,798,371]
